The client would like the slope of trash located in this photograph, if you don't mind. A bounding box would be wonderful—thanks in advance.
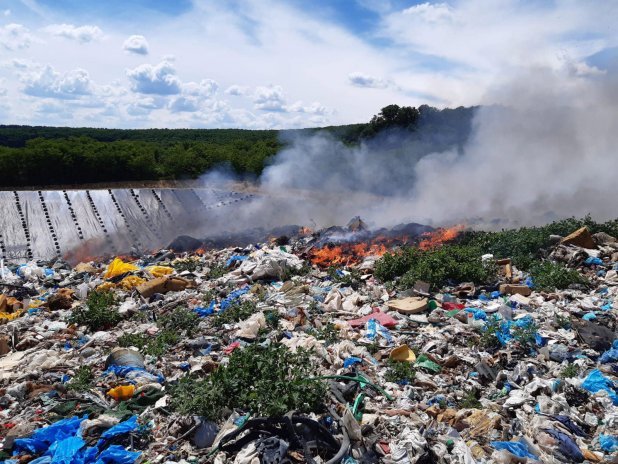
[0,221,616,464]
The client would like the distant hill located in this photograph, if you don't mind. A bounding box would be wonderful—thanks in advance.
[0,105,476,187]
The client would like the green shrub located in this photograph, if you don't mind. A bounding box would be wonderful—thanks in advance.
[118,333,149,350]
[375,245,495,290]
[68,366,94,391]
[68,290,120,332]
[208,263,227,279]
[158,307,199,336]
[384,360,416,384]
[477,316,502,350]
[458,391,482,409]
[170,344,326,419]
[211,301,256,327]
[529,261,588,291]
[457,216,618,270]
[560,364,579,379]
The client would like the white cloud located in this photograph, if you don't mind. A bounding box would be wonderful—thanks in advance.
[347,72,388,88]
[225,85,249,96]
[123,35,149,55]
[45,24,103,43]
[0,23,35,50]
[126,60,181,95]
[402,2,454,23]
[3,9,10,17]
[253,85,286,111]
[169,96,200,113]
[183,79,218,97]
[23,65,92,99]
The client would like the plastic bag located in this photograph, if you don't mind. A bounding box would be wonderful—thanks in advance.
[144,266,174,278]
[97,416,138,448]
[490,441,537,459]
[93,445,141,464]
[599,434,618,452]
[49,436,85,464]
[220,286,250,312]
[541,429,584,463]
[14,415,86,454]
[599,348,618,364]
[581,369,618,405]
[104,258,139,279]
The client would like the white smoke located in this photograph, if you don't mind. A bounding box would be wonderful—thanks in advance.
[216,66,618,231]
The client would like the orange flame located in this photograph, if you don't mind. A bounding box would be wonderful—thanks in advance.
[418,224,464,250]
[309,242,388,267]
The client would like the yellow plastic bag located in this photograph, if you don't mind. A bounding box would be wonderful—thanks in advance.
[107,385,135,401]
[119,275,147,290]
[96,282,116,292]
[144,266,174,278]
[104,258,140,279]
[0,310,22,321]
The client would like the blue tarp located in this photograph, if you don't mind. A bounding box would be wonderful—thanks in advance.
[599,434,618,453]
[226,255,248,267]
[14,416,86,454]
[219,286,250,312]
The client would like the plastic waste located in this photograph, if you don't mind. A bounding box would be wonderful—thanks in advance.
[103,258,139,279]
[490,441,537,459]
[599,434,618,452]
[389,345,416,363]
[107,385,135,401]
[14,415,86,454]
[581,369,618,405]
[542,428,584,462]
[94,445,141,464]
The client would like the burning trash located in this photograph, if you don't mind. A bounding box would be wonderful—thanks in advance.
[0,217,616,464]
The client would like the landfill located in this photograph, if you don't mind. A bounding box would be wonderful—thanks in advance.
[0,221,616,464]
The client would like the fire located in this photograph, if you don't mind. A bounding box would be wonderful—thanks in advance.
[418,224,464,250]
[195,248,206,255]
[310,242,388,267]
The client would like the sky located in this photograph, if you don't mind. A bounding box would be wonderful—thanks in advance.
[0,0,616,129]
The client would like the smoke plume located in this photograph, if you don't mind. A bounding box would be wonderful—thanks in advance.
[220,66,618,231]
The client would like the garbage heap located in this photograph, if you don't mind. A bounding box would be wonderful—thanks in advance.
[0,225,616,464]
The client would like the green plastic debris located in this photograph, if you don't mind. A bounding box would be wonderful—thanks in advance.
[415,354,441,373]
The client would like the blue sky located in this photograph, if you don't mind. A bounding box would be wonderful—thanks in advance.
[0,0,615,129]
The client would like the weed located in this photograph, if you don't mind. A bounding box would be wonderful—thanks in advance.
[159,307,199,336]
[477,316,502,350]
[554,314,571,330]
[68,366,94,392]
[458,391,482,409]
[211,301,256,327]
[281,264,312,281]
[68,290,120,332]
[118,333,149,350]
[529,261,589,291]
[173,258,200,273]
[170,344,326,419]
[264,309,280,330]
[315,322,338,345]
[560,364,579,379]
[512,320,539,352]
[208,263,227,279]
[144,330,179,357]
[375,245,496,291]
[384,360,416,384]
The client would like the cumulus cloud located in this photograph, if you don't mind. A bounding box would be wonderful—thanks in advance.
[253,85,286,111]
[183,79,218,97]
[169,96,200,113]
[347,72,389,88]
[23,65,92,99]
[225,85,249,96]
[0,23,34,50]
[123,35,149,55]
[45,24,103,43]
[402,2,454,23]
[126,60,181,95]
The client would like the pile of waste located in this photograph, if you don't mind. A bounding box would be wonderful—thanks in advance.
[0,221,616,464]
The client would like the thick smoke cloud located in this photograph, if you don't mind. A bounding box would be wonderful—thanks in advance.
[220,67,618,231]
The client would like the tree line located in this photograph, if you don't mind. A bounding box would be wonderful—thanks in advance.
[0,105,475,187]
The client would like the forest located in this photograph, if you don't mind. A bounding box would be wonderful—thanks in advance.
[0,105,475,187]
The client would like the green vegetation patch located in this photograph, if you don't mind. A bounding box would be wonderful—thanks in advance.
[68,290,120,332]
[170,343,326,419]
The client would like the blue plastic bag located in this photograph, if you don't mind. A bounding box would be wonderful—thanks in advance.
[226,255,248,267]
[366,319,393,345]
[98,416,138,444]
[599,434,618,453]
[343,357,363,368]
[14,416,86,455]
[49,436,85,464]
[490,441,537,459]
[219,286,250,312]
[585,257,603,266]
[599,348,618,364]
[93,445,141,464]
[581,369,618,405]
[194,300,215,317]
[582,312,597,321]
[465,308,487,320]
